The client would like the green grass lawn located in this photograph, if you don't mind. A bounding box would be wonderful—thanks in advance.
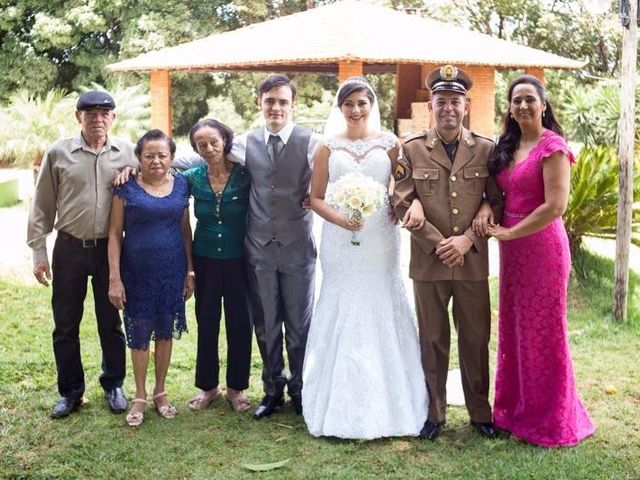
[1,249,639,479]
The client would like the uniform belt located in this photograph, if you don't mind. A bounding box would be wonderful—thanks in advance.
[57,231,107,248]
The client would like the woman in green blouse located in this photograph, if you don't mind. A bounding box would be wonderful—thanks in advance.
[182,119,252,412]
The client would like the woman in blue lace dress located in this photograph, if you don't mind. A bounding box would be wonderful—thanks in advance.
[108,129,193,427]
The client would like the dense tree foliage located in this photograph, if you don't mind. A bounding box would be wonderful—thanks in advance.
[0,0,633,133]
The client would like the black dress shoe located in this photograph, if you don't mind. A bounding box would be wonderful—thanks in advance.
[419,420,445,441]
[253,393,284,420]
[50,396,82,418]
[470,421,498,438]
[290,394,302,415]
[105,387,128,413]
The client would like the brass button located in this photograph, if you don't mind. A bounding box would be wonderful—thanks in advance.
[451,192,458,198]
[450,175,457,182]
[453,226,460,233]
[475,172,479,177]
[452,208,459,215]
[423,173,429,178]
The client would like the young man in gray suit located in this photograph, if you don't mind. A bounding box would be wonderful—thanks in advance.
[239,75,320,419]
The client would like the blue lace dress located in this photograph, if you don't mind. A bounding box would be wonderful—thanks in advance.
[114,175,190,350]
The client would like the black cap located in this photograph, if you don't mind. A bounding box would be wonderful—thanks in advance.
[426,65,473,95]
[76,91,116,111]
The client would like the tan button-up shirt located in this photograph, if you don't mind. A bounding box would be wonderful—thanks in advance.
[27,133,136,265]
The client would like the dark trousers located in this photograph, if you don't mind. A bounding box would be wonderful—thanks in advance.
[193,255,252,391]
[245,234,316,397]
[51,235,126,399]
[413,279,492,424]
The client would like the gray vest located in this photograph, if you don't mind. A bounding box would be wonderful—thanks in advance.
[245,126,313,246]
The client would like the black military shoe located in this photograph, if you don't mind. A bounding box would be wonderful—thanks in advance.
[419,420,445,441]
[470,421,498,438]
[50,396,82,418]
[253,393,284,420]
[105,387,128,413]
[290,394,303,415]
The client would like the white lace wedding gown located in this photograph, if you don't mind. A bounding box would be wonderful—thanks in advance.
[302,133,428,439]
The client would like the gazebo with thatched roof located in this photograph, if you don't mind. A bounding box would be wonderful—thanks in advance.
[108,0,585,137]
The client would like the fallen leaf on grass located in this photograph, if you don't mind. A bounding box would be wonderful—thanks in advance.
[604,385,618,395]
[241,459,290,472]
[271,421,293,429]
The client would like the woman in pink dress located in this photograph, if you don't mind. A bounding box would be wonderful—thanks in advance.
[483,75,595,447]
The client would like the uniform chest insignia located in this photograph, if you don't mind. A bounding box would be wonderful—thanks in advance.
[431,138,437,147]
[394,163,406,181]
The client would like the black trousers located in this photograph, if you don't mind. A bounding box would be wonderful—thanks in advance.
[193,255,252,391]
[51,235,126,399]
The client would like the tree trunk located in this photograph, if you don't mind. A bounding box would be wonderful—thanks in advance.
[612,0,637,322]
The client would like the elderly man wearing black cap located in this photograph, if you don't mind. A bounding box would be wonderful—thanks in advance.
[393,66,503,441]
[28,91,137,418]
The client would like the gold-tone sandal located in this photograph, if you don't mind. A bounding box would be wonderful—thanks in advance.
[225,390,251,413]
[125,398,147,427]
[187,387,222,411]
[153,391,177,419]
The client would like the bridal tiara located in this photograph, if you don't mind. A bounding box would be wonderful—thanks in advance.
[338,77,374,96]
[340,77,371,88]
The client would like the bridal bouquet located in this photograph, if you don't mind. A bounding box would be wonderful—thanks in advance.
[326,172,387,246]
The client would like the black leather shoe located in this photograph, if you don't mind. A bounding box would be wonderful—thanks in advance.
[253,393,284,420]
[50,396,82,418]
[470,421,498,438]
[290,394,302,415]
[419,420,445,441]
[105,387,128,413]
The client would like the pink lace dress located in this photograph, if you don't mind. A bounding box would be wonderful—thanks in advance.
[493,130,595,447]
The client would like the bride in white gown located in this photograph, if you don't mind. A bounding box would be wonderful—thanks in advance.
[302,77,428,439]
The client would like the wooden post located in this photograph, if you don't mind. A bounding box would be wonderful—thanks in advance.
[525,67,545,83]
[150,69,172,135]
[395,64,423,120]
[612,0,637,322]
[465,66,496,138]
[338,60,363,82]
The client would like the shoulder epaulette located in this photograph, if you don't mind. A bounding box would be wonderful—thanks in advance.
[402,131,427,143]
[471,131,495,144]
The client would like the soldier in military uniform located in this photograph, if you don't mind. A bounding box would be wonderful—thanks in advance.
[393,65,503,441]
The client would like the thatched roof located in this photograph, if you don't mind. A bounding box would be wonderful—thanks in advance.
[108,0,585,73]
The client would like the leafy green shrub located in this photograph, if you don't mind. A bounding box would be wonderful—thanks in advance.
[0,83,150,172]
[561,80,640,148]
[564,145,640,253]
[0,89,76,168]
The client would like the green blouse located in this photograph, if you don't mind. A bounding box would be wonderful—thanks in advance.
[181,163,250,260]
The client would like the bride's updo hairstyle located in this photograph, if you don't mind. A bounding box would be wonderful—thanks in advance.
[337,76,375,108]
